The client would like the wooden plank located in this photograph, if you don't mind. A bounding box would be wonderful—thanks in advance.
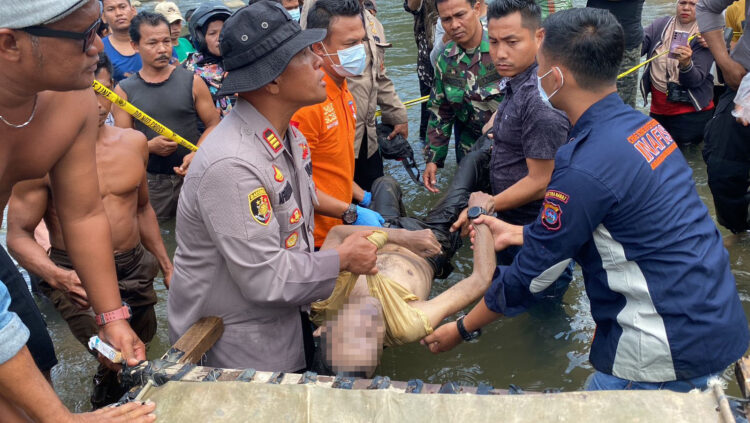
[735,356,750,399]
[163,316,224,365]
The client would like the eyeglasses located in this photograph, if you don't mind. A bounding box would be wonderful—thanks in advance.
[20,17,102,53]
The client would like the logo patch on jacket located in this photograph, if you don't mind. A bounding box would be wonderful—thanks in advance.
[627,119,676,169]
[272,165,284,182]
[323,103,338,129]
[541,200,562,231]
[348,100,356,120]
[248,188,272,225]
[285,232,299,249]
[289,208,302,224]
[263,128,282,153]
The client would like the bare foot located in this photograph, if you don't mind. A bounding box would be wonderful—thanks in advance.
[72,401,156,423]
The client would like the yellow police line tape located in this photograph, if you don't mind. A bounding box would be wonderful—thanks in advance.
[378,33,706,117]
[92,80,199,152]
[618,33,700,79]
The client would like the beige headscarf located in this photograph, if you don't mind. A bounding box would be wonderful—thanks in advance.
[650,16,699,93]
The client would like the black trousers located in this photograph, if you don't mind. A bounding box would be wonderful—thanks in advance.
[703,88,750,233]
[354,132,385,192]
[0,247,57,373]
[650,109,713,146]
[369,140,493,278]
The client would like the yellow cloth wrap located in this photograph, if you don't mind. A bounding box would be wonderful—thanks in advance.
[311,231,433,346]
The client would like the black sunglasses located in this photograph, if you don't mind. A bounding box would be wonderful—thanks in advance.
[21,17,102,53]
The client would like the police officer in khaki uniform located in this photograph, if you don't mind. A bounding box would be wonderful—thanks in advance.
[168,1,378,373]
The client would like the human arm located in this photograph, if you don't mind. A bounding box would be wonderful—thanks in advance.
[321,225,441,258]
[674,40,715,89]
[430,20,446,67]
[112,85,134,129]
[6,179,89,307]
[451,159,555,236]
[421,195,497,324]
[174,75,222,176]
[0,345,156,423]
[315,188,384,226]
[134,137,173,289]
[426,168,614,353]
[48,91,145,365]
[423,56,454,192]
[697,0,748,89]
[197,160,379,306]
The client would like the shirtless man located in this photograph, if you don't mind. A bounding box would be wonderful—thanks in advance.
[7,53,172,409]
[313,177,496,376]
[0,0,153,421]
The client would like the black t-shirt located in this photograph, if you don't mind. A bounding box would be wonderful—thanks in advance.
[587,0,646,50]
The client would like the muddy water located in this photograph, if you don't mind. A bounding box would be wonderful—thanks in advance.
[2,0,748,411]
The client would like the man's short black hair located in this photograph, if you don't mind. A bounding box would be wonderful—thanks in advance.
[129,11,169,44]
[96,52,114,80]
[307,0,363,31]
[436,0,478,6]
[541,8,624,90]
[487,0,541,30]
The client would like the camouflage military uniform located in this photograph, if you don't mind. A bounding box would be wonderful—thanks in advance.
[425,29,503,167]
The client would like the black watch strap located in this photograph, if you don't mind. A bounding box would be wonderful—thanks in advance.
[456,315,481,342]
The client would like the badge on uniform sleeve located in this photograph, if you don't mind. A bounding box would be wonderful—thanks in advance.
[263,128,282,153]
[285,232,299,249]
[541,200,562,231]
[289,208,302,224]
[348,100,357,120]
[248,188,273,225]
[272,165,284,182]
[299,143,310,160]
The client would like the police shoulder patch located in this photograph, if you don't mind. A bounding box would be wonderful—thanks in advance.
[248,188,273,226]
[263,128,282,153]
[541,200,562,231]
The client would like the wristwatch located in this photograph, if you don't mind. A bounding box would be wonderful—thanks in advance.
[342,203,358,225]
[95,302,132,327]
[456,315,481,342]
[467,206,486,221]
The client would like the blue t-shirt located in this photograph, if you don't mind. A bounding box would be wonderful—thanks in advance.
[102,36,142,83]
[485,93,749,382]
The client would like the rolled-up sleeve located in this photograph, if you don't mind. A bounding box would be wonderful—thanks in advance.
[197,159,339,307]
[0,282,29,365]
[696,0,731,33]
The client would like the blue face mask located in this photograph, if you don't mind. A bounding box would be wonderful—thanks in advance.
[537,67,563,108]
[287,7,301,22]
[322,43,367,77]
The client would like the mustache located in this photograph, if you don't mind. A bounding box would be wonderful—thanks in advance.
[156,55,171,61]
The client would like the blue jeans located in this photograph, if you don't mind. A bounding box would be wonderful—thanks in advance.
[586,371,720,393]
[0,281,30,365]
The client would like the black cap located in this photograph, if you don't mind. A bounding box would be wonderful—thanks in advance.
[217,1,326,95]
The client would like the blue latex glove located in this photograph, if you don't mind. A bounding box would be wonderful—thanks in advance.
[354,205,385,227]
[360,191,372,208]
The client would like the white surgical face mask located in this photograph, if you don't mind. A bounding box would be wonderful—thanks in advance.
[537,66,564,108]
[321,43,367,77]
[287,7,301,22]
